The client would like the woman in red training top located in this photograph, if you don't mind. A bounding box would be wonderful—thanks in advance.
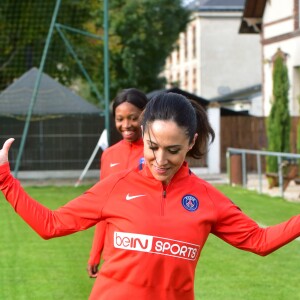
[88,88,148,277]
[1,92,300,300]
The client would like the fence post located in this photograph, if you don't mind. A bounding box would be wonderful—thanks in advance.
[257,154,262,193]
[278,157,284,197]
[226,150,230,184]
[229,153,243,186]
[242,152,247,187]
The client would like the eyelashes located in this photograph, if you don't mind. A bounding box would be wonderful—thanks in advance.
[115,117,139,122]
[148,146,180,155]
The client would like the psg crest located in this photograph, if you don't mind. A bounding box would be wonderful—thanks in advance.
[181,194,199,212]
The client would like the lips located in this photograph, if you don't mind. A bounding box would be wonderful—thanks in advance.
[122,130,135,139]
[153,165,170,175]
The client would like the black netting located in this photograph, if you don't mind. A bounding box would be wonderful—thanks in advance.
[0,1,109,171]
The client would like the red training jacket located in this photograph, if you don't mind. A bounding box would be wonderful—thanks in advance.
[99,138,144,180]
[89,138,144,265]
[1,162,300,300]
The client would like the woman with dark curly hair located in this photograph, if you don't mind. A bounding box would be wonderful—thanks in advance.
[87,88,148,278]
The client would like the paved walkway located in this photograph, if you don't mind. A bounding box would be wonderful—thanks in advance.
[246,173,300,203]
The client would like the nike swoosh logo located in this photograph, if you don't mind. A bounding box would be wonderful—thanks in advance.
[126,194,146,201]
[110,163,120,167]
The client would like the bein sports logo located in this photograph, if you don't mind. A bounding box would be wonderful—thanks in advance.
[114,232,199,261]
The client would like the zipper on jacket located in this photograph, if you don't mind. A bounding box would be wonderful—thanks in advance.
[161,188,167,215]
[127,142,133,169]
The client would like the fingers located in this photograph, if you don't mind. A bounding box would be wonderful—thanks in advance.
[3,138,15,154]
[92,264,99,276]
[86,264,99,278]
[0,138,15,166]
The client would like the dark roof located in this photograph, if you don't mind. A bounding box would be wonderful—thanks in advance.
[147,87,249,116]
[0,67,101,117]
[209,84,261,103]
[220,108,249,116]
[239,0,267,33]
[186,0,245,11]
[147,87,209,106]
[207,84,261,116]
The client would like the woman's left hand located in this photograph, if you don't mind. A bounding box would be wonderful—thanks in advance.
[0,138,15,166]
[86,263,99,278]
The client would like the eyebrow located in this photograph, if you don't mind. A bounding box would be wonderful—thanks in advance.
[146,140,181,148]
[115,114,138,118]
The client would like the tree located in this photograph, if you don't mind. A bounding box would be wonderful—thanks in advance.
[297,120,300,154]
[0,0,97,88]
[266,49,290,172]
[107,0,189,95]
[297,96,300,160]
[84,0,190,101]
[0,0,190,104]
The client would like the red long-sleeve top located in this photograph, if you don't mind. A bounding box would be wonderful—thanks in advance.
[1,162,300,299]
[89,138,144,265]
[99,138,144,180]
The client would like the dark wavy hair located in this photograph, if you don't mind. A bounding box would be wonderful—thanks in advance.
[141,92,215,159]
[112,88,148,118]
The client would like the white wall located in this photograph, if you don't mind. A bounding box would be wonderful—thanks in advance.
[200,12,261,99]
[164,10,262,100]
[262,0,300,116]
[207,106,221,173]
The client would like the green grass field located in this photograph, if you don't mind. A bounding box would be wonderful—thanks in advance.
[0,184,300,299]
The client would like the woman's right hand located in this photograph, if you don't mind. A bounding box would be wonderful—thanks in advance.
[0,138,15,166]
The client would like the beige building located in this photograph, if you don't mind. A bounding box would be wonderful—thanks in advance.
[240,0,300,116]
[164,0,262,100]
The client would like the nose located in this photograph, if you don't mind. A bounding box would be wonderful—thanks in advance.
[122,119,131,128]
[155,149,168,166]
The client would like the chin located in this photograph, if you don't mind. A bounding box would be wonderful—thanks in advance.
[153,174,169,184]
[125,137,137,143]
[122,133,138,142]
[122,135,134,141]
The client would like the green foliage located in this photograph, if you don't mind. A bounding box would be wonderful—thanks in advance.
[0,0,190,104]
[297,96,300,157]
[298,122,300,151]
[266,51,290,172]
[297,118,300,166]
[107,0,189,96]
[0,0,97,88]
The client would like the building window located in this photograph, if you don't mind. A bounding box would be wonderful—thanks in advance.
[293,66,300,115]
[192,26,196,58]
[295,0,300,29]
[185,70,188,89]
[192,68,197,91]
[176,43,180,62]
[184,32,188,60]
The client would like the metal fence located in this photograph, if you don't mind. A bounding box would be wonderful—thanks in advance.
[1,115,104,171]
[220,116,300,172]
[226,148,300,198]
